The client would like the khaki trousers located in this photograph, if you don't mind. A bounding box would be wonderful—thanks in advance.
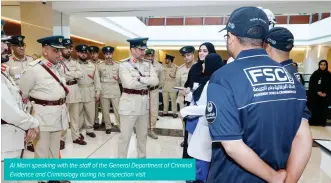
[178,99,186,135]
[162,91,177,114]
[100,97,120,129]
[118,114,148,158]
[79,101,95,133]
[149,89,159,129]
[61,103,81,141]
[33,131,61,158]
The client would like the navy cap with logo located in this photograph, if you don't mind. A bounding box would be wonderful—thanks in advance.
[127,38,148,49]
[37,36,65,49]
[62,38,73,47]
[8,35,25,46]
[75,44,89,53]
[1,20,11,41]
[165,54,175,61]
[179,46,195,56]
[220,6,269,39]
[265,27,294,52]
[88,46,100,53]
[145,49,155,55]
[102,46,114,53]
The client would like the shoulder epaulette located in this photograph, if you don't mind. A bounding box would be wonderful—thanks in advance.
[28,59,41,66]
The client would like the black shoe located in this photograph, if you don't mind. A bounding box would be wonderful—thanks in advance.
[157,118,159,121]
[93,123,99,129]
[86,132,96,138]
[173,114,178,118]
[180,141,184,147]
[27,144,34,152]
[73,137,87,145]
[106,129,112,134]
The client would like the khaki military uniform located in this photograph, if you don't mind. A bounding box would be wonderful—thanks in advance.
[59,58,84,141]
[150,61,164,129]
[175,64,193,134]
[89,59,104,124]
[118,58,159,158]
[19,59,69,159]
[78,60,101,134]
[175,64,192,109]
[5,55,34,85]
[98,61,121,130]
[162,63,178,114]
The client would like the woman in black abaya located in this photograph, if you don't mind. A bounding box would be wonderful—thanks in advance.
[308,60,331,126]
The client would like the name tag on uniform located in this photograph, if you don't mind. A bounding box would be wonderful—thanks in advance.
[15,74,21,79]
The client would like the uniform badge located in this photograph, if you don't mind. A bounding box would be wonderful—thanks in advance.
[107,47,110,50]
[47,62,53,68]
[67,40,70,43]
[1,65,6,72]
[18,36,23,41]
[143,40,147,44]
[183,48,186,52]
[59,38,63,43]
[206,101,217,124]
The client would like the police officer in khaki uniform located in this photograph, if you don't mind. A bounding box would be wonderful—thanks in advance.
[98,46,121,134]
[19,36,69,167]
[5,36,34,85]
[176,46,195,148]
[145,49,164,139]
[118,38,159,158]
[88,46,104,129]
[1,20,40,183]
[160,54,178,118]
[176,46,195,110]
[59,39,86,147]
[77,45,101,139]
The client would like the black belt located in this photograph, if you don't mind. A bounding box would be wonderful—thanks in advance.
[66,80,78,86]
[149,85,159,91]
[123,88,149,95]
[29,97,66,106]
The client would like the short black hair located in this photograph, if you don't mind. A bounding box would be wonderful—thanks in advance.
[236,26,265,47]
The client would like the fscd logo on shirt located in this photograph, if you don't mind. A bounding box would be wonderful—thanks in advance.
[244,66,294,86]
[206,101,217,124]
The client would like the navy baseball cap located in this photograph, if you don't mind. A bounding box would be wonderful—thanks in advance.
[265,27,294,52]
[220,6,269,39]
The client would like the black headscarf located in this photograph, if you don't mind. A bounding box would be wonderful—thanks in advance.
[184,42,216,89]
[193,53,224,102]
[308,60,331,99]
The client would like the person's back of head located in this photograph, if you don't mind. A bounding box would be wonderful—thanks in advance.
[220,6,269,59]
[264,27,294,63]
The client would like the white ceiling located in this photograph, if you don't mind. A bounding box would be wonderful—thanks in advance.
[2,1,331,47]
[53,1,331,17]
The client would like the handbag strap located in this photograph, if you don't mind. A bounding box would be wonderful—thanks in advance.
[39,61,69,96]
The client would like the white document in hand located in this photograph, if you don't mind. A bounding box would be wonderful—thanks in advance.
[185,92,193,102]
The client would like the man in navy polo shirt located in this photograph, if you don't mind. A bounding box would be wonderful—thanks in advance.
[206,7,309,183]
[264,27,312,183]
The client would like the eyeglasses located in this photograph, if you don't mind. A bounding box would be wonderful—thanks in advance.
[224,33,229,41]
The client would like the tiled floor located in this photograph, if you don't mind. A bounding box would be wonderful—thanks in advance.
[20,113,331,183]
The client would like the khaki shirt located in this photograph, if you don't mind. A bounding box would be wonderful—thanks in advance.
[78,60,101,103]
[175,63,193,103]
[118,58,159,116]
[5,55,34,85]
[59,58,83,103]
[153,61,165,88]
[98,61,121,99]
[163,63,177,92]
[19,59,69,132]
[89,59,104,65]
